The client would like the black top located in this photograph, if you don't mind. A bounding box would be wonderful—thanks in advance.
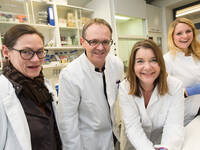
[12,81,62,150]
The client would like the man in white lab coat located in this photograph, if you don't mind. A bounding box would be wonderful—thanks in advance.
[58,18,124,150]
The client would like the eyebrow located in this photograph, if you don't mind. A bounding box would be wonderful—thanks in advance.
[21,47,44,50]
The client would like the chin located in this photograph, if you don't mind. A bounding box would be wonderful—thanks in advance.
[28,73,40,79]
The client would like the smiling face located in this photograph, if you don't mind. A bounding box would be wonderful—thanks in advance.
[80,24,111,68]
[4,34,44,79]
[173,23,193,51]
[134,47,160,89]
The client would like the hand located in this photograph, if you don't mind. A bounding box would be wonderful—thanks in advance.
[186,84,200,96]
[155,148,168,150]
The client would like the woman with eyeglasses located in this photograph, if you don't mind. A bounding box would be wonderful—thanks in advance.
[0,24,62,150]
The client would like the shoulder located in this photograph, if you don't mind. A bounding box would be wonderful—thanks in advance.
[60,55,83,78]
[107,54,123,67]
[164,52,172,60]
[119,79,130,92]
[0,75,13,95]
[167,75,183,95]
[106,54,124,74]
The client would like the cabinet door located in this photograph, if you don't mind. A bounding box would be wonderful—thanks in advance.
[31,1,54,25]
[0,0,28,24]
[56,4,79,47]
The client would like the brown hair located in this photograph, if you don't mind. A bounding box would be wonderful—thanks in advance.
[82,18,112,39]
[168,17,200,59]
[3,24,44,49]
[127,39,168,97]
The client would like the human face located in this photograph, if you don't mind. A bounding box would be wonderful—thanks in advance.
[134,48,160,89]
[5,34,44,79]
[80,24,111,68]
[173,23,193,50]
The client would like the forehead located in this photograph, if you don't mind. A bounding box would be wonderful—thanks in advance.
[85,24,111,39]
[174,23,192,31]
[135,47,155,58]
[15,34,43,48]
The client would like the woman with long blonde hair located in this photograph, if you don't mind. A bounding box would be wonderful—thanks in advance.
[164,17,200,126]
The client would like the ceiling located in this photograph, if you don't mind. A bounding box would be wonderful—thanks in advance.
[67,0,92,7]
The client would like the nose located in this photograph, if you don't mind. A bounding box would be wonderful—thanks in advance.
[31,53,40,61]
[96,42,104,50]
[182,32,188,38]
[144,62,152,70]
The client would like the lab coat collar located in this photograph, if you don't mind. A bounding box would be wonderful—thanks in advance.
[1,75,31,150]
[81,53,105,77]
[134,85,159,109]
[146,85,159,108]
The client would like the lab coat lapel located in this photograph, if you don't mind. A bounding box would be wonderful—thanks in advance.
[44,79,61,135]
[147,86,159,108]
[104,64,114,119]
[134,96,153,135]
[3,89,31,150]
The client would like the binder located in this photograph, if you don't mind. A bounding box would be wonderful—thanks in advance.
[48,6,55,26]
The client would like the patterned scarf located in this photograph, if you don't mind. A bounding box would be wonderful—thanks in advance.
[3,61,53,106]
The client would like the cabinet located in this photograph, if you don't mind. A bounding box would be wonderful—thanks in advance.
[0,0,93,91]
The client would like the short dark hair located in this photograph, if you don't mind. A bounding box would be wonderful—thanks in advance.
[82,18,112,39]
[3,24,44,49]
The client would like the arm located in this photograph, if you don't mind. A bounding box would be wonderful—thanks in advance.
[57,69,82,150]
[185,84,200,97]
[119,82,155,150]
[161,80,184,150]
[0,102,7,149]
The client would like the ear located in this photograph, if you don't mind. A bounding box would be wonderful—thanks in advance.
[80,37,84,45]
[2,45,10,59]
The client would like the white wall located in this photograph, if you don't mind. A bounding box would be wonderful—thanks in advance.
[114,0,146,19]
[117,19,145,36]
[116,18,145,63]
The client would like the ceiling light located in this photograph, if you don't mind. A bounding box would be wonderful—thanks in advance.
[176,4,200,17]
[115,15,130,20]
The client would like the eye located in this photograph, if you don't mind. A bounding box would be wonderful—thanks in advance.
[136,59,143,64]
[102,40,110,45]
[21,49,33,55]
[89,40,99,45]
[37,50,44,55]
[186,30,192,33]
[151,58,157,62]
[176,32,182,36]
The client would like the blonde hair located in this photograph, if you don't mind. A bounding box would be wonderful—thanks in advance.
[127,39,168,97]
[168,17,200,59]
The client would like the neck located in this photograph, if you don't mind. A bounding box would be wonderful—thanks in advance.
[141,84,154,93]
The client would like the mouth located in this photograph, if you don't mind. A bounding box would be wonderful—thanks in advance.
[141,72,155,76]
[180,40,190,43]
[27,65,41,69]
[93,50,105,56]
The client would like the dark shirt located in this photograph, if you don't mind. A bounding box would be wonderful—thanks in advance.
[12,81,62,150]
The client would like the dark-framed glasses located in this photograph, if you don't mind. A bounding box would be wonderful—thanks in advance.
[10,47,47,60]
[83,37,113,47]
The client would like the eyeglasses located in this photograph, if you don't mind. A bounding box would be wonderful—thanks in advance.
[83,37,113,47]
[10,47,47,60]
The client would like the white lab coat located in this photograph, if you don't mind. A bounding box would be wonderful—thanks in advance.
[164,51,200,125]
[119,75,184,150]
[0,75,60,150]
[58,53,124,150]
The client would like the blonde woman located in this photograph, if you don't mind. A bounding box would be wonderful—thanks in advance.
[164,17,200,126]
